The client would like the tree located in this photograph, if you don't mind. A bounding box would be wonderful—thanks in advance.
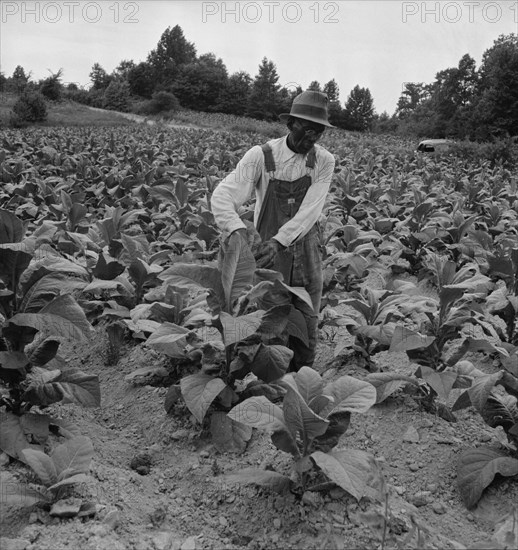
[172,53,228,111]
[247,58,282,121]
[103,80,131,112]
[327,100,343,128]
[427,54,478,136]
[11,92,47,125]
[89,63,110,90]
[147,25,196,87]
[113,60,136,81]
[277,87,292,116]
[149,91,180,114]
[471,34,518,138]
[396,83,430,118]
[371,112,398,134]
[343,85,375,131]
[308,80,321,92]
[323,79,339,102]
[127,62,155,99]
[217,71,252,115]
[39,69,63,101]
[11,66,29,94]
[0,72,7,92]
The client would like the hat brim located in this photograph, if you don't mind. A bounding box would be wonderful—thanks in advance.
[279,113,335,128]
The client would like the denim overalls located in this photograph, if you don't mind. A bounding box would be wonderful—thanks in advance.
[255,143,323,370]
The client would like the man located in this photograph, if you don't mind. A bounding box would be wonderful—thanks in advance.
[211,90,335,370]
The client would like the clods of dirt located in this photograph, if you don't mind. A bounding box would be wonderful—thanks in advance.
[130,452,153,476]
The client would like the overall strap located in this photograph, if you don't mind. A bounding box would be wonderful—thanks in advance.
[262,142,315,174]
[261,144,276,174]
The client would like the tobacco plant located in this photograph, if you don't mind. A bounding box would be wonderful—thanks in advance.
[333,286,431,371]
[452,363,518,508]
[132,228,314,452]
[226,366,383,499]
[0,211,100,470]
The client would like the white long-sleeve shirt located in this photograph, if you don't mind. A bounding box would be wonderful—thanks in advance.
[210,136,335,247]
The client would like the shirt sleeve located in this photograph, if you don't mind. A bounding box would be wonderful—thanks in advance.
[273,149,336,247]
[210,145,263,239]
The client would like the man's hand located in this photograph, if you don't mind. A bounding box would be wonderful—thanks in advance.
[254,239,284,268]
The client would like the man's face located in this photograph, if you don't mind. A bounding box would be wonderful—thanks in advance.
[289,118,325,154]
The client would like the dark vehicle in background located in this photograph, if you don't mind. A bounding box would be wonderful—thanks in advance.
[416,139,454,153]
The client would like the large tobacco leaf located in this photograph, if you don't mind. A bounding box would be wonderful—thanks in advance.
[366,372,417,404]
[322,375,377,415]
[0,244,32,291]
[210,411,252,454]
[389,326,435,352]
[0,209,24,243]
[218,311,263,346]
[311,449,378,501]
[159,263,225,309]
[19,244,89,294]
[286,306,309,346]
[228,396,286,431]
[356,323,396,346]
[22,368,101,407]
[180,373,228,423]
[457,447,518,508]
[249,344,292,383]
[20,412,50,444]
[467,371,504,412]
[416,366,458,402]
[20,448,57,485]
[276,280,314,314]
[283,366,323,405]
[0,351,30,370]
[1,482,49,507]
[9,294,94,342]
[145,322,190,358]
[27,338,60,367]
[283,385,329,443]
[218,230,256,312]
[128,258,162,292]
[21,442,92,491]
[311,412,351,453]
[97,208,147,247]
[50,435,94,480]
[271,426,300,456]
[256,304,290,343]
[92,252,125,280]
[480,393,518,432]
[0,411,42,461]
[19,273,88,313]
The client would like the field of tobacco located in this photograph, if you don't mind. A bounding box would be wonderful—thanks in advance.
[0,122,517,550]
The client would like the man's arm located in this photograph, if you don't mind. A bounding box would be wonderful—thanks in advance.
[210,145,263,240]
[273,149,336,247]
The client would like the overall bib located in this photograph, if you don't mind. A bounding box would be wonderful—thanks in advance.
[256,143,323,370]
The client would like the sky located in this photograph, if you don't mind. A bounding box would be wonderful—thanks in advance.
[1,0,517,114]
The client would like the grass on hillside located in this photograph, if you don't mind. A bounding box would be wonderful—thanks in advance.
[0,93,135,128]
[166,109,288,138]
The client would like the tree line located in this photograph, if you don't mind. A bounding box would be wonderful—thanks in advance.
[0,25,375,131]
[1,26,516,139]
[385,34,518,141]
